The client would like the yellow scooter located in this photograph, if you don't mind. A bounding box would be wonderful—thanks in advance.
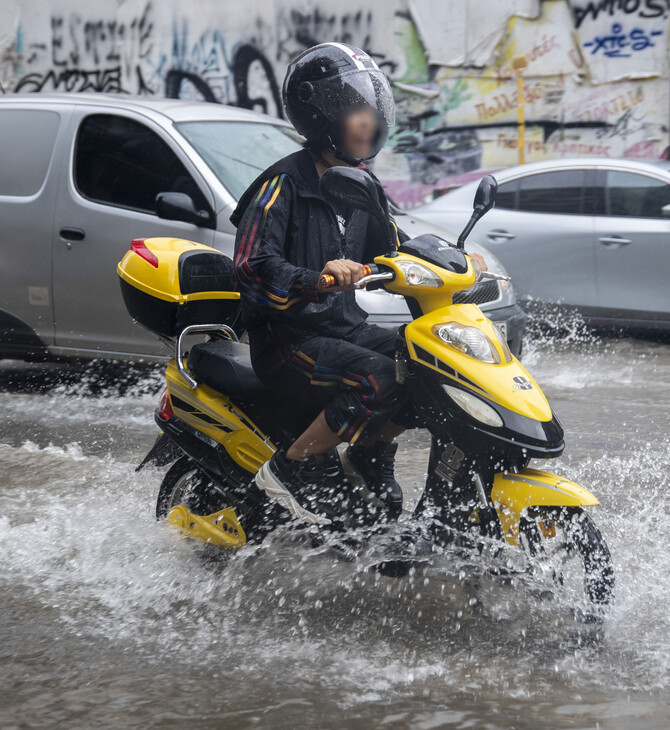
[118,169,614,611]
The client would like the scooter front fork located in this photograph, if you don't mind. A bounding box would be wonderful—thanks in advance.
[414,434,503,543]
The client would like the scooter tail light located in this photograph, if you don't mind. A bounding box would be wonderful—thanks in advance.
[131,238,159,268]
[158,388,174,420]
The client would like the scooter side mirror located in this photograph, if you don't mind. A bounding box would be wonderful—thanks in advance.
[473,175,498,215]
[457,174,498,250]
[320,167,381,213]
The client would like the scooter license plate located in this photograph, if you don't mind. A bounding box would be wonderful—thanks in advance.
[493,321,507,341]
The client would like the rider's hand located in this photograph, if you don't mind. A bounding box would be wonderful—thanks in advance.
[469,252,487,272]
[317,259,367,291]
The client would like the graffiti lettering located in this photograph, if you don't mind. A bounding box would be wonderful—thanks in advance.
[163,23,282,116]
[526,34,560,62]
[552,141,612,155]
[1,0,667,208]
[496,134,547,155]
[475,93,516,122]
[576,86,644,120]
[494,36,560,84]
[572,0,670,29]
[582,22,663,56]
[595,106,649,138]
[277,8,374,61]
[12,4,155,96]
[14,66,126,94]
[48,4,153,70]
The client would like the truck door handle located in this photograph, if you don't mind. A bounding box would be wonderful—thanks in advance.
[60,227,86,242]
[598,236,631,247]
[487,229,515,242]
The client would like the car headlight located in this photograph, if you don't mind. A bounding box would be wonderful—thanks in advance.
[434,322,500,364]
[442,384,503,427]
[396,260,442,288]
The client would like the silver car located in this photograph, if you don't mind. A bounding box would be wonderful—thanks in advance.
[413,158,670,331]
[0,93,525,362]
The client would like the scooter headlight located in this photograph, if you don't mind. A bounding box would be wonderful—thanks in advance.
[434,323,501,364]
[442,384,503,427]
[396,260,443,288]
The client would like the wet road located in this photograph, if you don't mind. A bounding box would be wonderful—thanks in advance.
[1,324,669,729]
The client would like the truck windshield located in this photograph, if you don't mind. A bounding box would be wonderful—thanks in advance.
[176,121,303,200]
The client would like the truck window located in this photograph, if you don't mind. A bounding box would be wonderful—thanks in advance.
[74,114,211,215]
[0,109,60,196]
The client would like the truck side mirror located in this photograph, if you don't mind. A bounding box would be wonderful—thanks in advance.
[156,192,212,227]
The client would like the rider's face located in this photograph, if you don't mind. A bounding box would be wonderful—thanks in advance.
[339,105,378,161]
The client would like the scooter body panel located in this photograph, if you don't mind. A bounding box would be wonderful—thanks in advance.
[165,359,274,475]
[404,304,553,421]
[491,468,600,545]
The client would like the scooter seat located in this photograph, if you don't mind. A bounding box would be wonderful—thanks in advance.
[187,339,271,401]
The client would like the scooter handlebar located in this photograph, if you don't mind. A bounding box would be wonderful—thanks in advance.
[319,264,375,289]
[478,270,511,283]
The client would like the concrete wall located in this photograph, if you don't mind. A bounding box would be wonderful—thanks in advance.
[1,0,668,207]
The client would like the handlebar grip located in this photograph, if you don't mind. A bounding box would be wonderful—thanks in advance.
[319,264,372,289]
[319,273,337,288]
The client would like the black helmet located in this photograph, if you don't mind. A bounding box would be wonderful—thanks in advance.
[282,42,395,165]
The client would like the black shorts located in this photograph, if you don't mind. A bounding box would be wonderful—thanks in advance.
[249,322,413,444]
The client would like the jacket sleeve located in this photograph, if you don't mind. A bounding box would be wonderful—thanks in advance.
[234,173,321,311]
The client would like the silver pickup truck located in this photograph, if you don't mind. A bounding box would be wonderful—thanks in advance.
[0,93,525,362]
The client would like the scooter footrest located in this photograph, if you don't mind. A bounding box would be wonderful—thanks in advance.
[166,505,246,549]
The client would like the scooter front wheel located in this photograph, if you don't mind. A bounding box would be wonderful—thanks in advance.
[519,507,614,610]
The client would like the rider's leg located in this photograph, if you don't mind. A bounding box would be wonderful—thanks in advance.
[360,419,405,446]
[286,410,342,461]
[252,327,409,522]
[342,420,407,518]
[334,325,415,514]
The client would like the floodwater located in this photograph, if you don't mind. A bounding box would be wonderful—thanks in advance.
[1,322,669,729]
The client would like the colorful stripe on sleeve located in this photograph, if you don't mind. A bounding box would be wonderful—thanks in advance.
[235,174,307,310]
[389,215,401,250]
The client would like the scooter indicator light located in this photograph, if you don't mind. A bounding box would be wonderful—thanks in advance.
[158,388,174,420]
[131,238,159,268]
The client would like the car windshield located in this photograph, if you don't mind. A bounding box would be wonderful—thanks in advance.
[176,121,303,200]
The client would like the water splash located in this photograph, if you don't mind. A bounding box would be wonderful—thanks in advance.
[2,337,670,727]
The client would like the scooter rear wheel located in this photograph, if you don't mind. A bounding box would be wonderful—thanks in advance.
[155,456,230,520]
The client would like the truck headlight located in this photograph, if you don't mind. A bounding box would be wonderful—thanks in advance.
[396,260,442,288]
[442,384,503,427]
[434,322,500,364]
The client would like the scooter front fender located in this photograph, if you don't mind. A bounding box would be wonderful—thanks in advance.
[491,468,599,545]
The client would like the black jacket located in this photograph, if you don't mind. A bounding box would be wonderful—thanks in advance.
[230,149,407,340]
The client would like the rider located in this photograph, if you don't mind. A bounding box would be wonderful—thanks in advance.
[230,43,485,525]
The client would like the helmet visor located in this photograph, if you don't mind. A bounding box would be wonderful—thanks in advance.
[312,68,395,127]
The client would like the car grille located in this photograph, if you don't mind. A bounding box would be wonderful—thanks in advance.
[453,280,500,305]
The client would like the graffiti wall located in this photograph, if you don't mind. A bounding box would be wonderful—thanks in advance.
[1,0,669,208]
